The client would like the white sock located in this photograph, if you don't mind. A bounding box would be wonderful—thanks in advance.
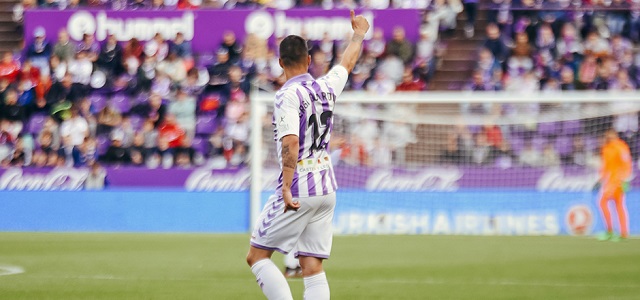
[251,259,293,300]
[303,272,330,300]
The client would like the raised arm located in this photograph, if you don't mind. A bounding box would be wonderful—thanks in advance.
[339,10,371,73]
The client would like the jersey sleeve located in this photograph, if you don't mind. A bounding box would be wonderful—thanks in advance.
[274,93,300,140]
[318,65,349,97]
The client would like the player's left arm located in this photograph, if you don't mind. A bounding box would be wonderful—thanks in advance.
[274,93,301,212]
[281,135,300,212]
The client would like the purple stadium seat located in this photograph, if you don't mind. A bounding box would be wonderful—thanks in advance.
[89,94,107,113]
[555,136,573,156]
[196,115,217,135]
[584,136,599,152]
[537,122,558,137]
[562,120,582,136]
[96,135,110,156]
[110,94,131,114]
[532,136,547,151]
[510,136,525,155]
[467,125,482,135]
[27,114,47,134]
[135,94,149,105]
[128,114,144,131]
[192,136,209,155]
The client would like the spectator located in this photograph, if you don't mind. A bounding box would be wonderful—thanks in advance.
[476,48,500,82]
[141,118,159,149]
[68,51,94,87]
[556,23,583,58]
[76,33,100,63]
[53,29,75,62]
[381,120,416,165]
[135,55,157,94]
[84,162,108,190]
[396,67,426,91]
[471,133,492,165]
[132,93,166,127]
[441,133,465,164]
[0,52,20,84]
[540,143,561,167]
[128,132,147,166]
[169,88,196,137]
[2,89,25,136]
[37,130,56,154]
[8,135,29,166]
[367,70,396,95]
[25,95,49,118]
[59,108,89,146]
[157,50,186,83]
[123,38,143,76]
[309,50,329,79]
[482,23,508,62]
[145,33,169,61]
[519,141,541,166]
[26,27,52,75]
[208,48,233,86]
[170,32,193,60]
[386,26,414,64]
[174,138,195,168]
[0,120,14,163]
[115,116,135,148]
[30,149,47,167]
[181,67,204,96]
[220,31,242,64]
[72,137,97,167]
[57,135,75,167]
[97,33,124,78]
[463,0,478,38]
[584,31,611,59]
[158,114,185,148]
[365,28,386,59]
[101,131,130,165]
[129,0,148,9]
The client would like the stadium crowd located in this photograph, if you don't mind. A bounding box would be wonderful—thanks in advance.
[0,14,439,168]
[3,1,640,169]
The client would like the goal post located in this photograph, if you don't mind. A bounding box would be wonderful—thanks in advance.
[249,90,640,235]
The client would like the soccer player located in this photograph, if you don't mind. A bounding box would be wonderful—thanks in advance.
[597,128,632,241]
[245,11,370,300]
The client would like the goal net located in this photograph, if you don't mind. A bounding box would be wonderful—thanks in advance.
[250,91,640,236]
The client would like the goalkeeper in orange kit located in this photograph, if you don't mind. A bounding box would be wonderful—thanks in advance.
[596,129,632,241]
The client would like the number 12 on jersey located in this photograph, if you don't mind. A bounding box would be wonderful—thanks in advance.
[307,111,333,154]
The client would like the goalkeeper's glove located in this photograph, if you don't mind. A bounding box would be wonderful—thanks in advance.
[622,181,631,193]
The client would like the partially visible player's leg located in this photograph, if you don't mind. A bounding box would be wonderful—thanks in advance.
[283,251,302,278]
[246,247,293,300]
[599,192,614,236]
[296,193,336,300]
[614,191,629,238]
[299,256,329,300]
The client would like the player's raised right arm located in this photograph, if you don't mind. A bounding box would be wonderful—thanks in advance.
[339,10,370,73]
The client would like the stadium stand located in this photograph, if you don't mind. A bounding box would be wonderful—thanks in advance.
[1,0,640,170]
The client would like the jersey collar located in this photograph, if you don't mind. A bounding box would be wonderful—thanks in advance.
[282,73,314,89]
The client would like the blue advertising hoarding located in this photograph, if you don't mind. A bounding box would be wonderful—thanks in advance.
[1,188,636,235]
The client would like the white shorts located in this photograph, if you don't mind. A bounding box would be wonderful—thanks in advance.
[250,192,336,259]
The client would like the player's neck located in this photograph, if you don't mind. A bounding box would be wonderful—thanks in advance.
[284,67,309,81]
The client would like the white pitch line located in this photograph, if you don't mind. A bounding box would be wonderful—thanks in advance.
[22,275,640,289]
[0,265,25,276]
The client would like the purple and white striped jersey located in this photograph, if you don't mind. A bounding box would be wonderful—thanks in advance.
[273,65,349,198]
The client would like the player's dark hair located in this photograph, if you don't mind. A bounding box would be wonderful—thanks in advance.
[279,35,309,68]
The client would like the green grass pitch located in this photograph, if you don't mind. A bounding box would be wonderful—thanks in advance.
[0,233,638,299]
